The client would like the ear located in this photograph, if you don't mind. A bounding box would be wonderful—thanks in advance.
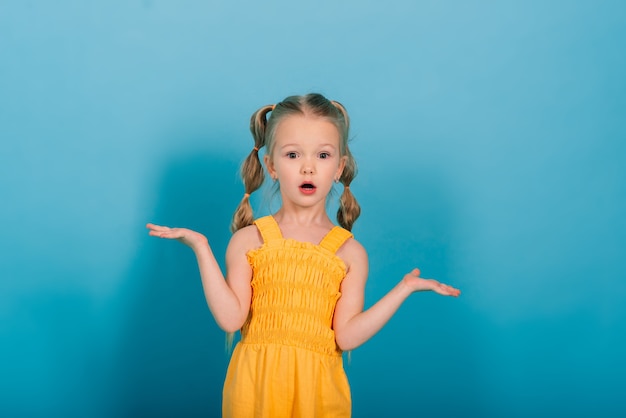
[335,155,347,181]
[264,154,276,180]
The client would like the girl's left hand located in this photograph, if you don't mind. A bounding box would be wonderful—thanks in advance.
[403,268,461,297]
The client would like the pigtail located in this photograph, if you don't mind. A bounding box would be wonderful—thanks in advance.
[330,100,360,231]
[337,147,360,231]
[230,104,274,233]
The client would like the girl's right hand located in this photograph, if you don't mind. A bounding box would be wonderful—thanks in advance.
[146,223,208,251]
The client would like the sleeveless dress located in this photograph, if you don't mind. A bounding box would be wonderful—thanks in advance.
[222,215,353,418]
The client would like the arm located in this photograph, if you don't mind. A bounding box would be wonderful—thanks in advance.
[147,223,256,333]
[332,240,460,351]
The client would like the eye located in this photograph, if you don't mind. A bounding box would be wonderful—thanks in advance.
[286,152,298,159]
[319,152,331,159]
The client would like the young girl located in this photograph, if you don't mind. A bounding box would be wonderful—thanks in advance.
[147,93,460,417]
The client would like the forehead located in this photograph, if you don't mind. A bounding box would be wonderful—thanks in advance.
[273,114,340,147]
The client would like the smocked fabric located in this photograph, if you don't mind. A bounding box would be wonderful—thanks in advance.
[222,216,353,418]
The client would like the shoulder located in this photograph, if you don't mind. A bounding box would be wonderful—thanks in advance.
[336,235,368,273]
[227,223,263,255]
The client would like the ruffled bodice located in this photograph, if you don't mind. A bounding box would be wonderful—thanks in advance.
[241,216,353,356]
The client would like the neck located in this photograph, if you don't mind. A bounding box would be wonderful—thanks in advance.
[273,207,332,228]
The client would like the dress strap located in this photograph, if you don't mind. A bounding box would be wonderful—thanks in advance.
[319,226,353,254]
[253,216,283,244]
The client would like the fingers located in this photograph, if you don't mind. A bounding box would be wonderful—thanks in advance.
[146,223,177,238]
[146,223,168,231]
[435,282,461,297]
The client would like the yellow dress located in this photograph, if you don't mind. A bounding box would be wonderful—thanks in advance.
[223,216,353,418]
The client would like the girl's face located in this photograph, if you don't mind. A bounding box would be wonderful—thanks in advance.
[265,114,346,211]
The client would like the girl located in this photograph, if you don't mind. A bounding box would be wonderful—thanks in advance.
[147,93,460,417]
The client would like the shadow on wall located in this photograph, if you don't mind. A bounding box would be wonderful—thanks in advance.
[113,148,242,417]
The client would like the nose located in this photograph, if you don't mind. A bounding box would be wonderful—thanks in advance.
[301,158,315,174]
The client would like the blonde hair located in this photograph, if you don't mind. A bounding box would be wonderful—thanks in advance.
[231,93,360,232]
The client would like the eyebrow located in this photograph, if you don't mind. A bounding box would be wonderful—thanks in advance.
[279,143,338,149]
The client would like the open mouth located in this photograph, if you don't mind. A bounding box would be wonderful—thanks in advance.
[299,182,316,194]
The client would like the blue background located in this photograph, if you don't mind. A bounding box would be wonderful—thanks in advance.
[1,1,625,417]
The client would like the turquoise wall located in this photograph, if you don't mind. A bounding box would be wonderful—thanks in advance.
[1,1,624,417]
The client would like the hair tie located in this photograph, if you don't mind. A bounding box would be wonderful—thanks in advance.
[253,146,259,152]
[271,104,276,111]
[243,193,250,198]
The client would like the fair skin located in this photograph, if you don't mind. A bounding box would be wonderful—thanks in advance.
[147,112,460,350]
